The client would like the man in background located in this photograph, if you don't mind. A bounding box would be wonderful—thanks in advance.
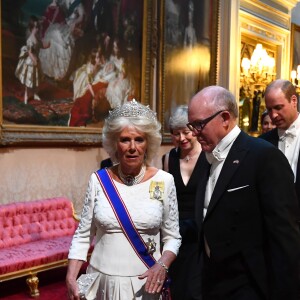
[260,79,300,206]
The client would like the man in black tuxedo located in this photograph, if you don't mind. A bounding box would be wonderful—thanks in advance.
[187,86,300,300]
[259,79,300,205]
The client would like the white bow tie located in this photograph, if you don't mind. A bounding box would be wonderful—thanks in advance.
[206,151,225,164]
[278,127,297,141]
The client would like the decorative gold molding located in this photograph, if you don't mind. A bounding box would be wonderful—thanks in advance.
[0,124,102,146]
[240,20,286,44]
[240,10,289,43]
[275,0,299,11]
[240,0,291,29]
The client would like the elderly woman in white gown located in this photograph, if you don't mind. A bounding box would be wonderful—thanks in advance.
[66,100,181,300]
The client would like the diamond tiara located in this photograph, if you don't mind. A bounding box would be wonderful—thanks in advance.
[107,99,157,122]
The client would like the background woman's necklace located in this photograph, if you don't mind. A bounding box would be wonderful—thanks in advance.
[182,145,202,162]
[185,155,192,162]
[183,152,198,162]
[118,164,146,186]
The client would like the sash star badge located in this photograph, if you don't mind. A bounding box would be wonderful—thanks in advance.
[149,181,164,201]
[146,238,156,254]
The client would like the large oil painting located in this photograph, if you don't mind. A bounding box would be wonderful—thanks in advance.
[291,23,300,73]
[1,0,152,145]
[158,0,219,141]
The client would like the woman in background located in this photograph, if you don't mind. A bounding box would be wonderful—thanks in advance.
[261,109,276,133]
[162,105,204,300]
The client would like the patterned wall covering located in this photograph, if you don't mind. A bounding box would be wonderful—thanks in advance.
[0,148,103,214]
[0,146,170,215]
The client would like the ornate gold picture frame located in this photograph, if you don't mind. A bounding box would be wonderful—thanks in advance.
[291,23,300,73]
[158,0,219,142]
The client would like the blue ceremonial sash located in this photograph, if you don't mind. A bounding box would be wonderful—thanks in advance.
[95,168,156,269]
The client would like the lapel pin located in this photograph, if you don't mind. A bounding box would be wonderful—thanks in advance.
[233,160,239,164]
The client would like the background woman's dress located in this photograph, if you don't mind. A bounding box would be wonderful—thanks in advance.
[167,148,203,300]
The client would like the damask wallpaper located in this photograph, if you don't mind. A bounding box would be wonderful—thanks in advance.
[0,147,103,214]
[0,146,169,215]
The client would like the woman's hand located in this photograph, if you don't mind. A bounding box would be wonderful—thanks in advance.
[66,277,80,300]
[66,259,84,300]
[138,262,167,294]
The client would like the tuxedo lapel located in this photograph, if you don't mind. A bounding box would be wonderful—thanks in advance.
[261,128,279,147]
[269,129,279,147]
[205,133,249,218]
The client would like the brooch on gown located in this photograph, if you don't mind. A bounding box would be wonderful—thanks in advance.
[146,238,156,254]
[149,181,164,201]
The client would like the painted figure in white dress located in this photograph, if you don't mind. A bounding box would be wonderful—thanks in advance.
[105,38,133,108]
[15,15,50,104]
[39,0,85,80]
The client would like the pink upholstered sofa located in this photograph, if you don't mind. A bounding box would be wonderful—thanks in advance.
[0,197,80,297]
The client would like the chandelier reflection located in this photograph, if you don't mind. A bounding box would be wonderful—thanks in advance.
[291,65,300,93]
[239,43,276,134]
[240,44,276,97]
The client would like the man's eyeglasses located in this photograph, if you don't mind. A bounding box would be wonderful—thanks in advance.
[187,110,225,132]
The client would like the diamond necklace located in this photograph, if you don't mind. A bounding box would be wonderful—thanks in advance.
[118,164,146,186]
[182,147,201,162]
[183,152,198,162]
[185,155,192,162]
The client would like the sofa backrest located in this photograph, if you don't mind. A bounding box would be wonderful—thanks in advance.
[0,197,78,249]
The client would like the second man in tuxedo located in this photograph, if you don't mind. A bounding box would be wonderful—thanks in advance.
[260,79,300,205]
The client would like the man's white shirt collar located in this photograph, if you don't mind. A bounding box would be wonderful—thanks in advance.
[278,113,300,140]
[206,126,241,164]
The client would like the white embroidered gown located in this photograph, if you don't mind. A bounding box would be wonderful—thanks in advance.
[68,169,181,300]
